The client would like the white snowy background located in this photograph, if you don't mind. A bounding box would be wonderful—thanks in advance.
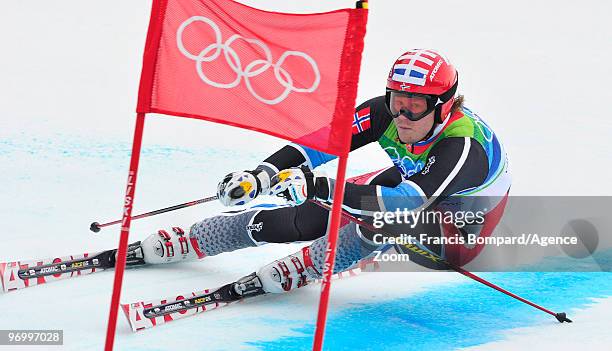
[1,0,611,350]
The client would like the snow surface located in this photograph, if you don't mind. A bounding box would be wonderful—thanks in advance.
[461,297,612,351]
[1,0,611,350]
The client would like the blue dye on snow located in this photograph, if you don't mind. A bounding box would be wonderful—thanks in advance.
[250,264,612,350]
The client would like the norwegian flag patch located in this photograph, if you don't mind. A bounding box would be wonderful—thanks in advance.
[352,107,371,135]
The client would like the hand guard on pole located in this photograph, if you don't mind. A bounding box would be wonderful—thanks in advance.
[217,170,270,206]
[269,166,329,206]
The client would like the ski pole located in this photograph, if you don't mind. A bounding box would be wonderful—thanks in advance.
[309,200,572,323]
[90,195,219,233]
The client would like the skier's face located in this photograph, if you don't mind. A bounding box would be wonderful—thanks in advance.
[393,110,435,144]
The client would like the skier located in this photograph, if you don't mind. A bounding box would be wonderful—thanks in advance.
[129,49,511,297]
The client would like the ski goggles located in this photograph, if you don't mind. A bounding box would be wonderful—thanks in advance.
[385,76,458,121]
[385,90,438,121]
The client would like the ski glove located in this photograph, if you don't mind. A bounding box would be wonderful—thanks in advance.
[269,166,331,206]
[217,169,271,206]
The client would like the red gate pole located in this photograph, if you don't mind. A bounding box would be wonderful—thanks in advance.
[312,154,350,351]
[104,113,146,351]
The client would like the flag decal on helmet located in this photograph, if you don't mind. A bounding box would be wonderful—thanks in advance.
[390,49,440,87]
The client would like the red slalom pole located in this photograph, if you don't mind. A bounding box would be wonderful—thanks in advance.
[310,200,572,324]
[90,195,219,233]
[312,154,350,351]
[104,113,146,351]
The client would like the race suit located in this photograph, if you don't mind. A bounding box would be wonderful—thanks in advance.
[189,95,511,270]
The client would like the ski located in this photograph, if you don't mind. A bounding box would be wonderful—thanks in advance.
[121,272,265,331]
[121,259,378,332]
[0,241,145,293]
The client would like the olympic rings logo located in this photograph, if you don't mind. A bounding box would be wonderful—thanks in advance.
[176,16,321,105]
